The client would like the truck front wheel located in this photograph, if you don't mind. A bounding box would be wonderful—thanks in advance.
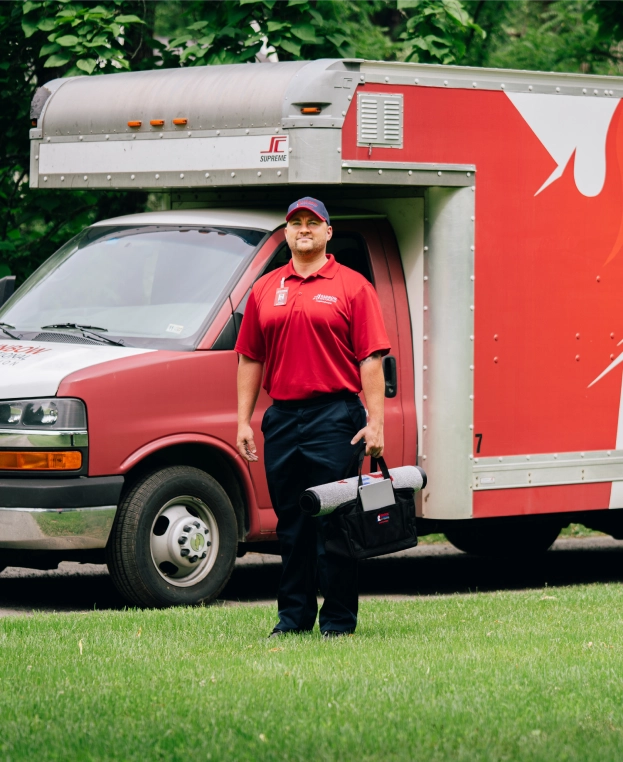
[444,522,561,558]
[107,466,238,607]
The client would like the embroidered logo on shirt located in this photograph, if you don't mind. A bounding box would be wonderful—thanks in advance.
[312,293,338,304]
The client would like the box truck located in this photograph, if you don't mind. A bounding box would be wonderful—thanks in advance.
[1,58,623,606]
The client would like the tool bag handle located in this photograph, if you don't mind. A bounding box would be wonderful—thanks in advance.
[343,442,391,487]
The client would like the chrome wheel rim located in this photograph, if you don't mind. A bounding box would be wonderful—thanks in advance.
[150,496,219,587]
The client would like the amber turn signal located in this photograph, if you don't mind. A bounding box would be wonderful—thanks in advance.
[150,119,165,127]
[172,118,188,126]
[300,107,322,114]
[127,120,142,128]
[0,451,82,471]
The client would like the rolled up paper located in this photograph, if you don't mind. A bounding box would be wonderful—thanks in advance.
[299,465,427,517]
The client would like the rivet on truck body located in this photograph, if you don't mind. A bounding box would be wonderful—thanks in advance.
[576,355,580,361]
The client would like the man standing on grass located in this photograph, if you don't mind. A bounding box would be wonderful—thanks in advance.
[235,197,390,638]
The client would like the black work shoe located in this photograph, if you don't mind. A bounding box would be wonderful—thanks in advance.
[322,630,353,639]
[268,628,287,639]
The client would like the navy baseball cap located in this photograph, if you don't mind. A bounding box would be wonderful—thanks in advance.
[286,197,330,225]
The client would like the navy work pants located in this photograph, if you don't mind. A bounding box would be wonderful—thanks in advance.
[262,395,366,633]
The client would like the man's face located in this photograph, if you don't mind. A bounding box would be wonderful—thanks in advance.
[285,210,333,257]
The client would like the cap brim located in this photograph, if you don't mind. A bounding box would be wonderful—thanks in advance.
[285,205,327,222]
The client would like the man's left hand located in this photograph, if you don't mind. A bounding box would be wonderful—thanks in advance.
[351,422,384,458]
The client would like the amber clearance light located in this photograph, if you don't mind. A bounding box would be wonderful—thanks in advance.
[150,119,165,127]
[127,120,142,128]
[0,451,82,471]
[300,106,322,114]
[172,118,188,126]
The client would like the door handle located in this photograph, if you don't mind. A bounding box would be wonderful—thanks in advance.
[382,354,397,398]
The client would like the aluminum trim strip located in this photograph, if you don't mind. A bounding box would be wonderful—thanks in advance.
[473,449,623,490]
[0,430,88,448]
[360,61,623,95]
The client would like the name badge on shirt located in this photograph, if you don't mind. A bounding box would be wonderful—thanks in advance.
[274,277,289,306]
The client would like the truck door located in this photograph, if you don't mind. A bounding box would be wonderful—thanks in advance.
[233,219,415,534]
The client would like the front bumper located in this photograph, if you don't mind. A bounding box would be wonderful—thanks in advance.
[0,476,123,550]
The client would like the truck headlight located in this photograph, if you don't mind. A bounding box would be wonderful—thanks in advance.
[0,398,86,429]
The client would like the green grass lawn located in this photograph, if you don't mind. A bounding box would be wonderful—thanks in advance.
[2,585,623,761]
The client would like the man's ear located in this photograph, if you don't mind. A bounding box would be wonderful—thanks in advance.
[326,225,333,241]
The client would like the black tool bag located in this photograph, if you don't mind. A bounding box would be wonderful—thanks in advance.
[324,448,418,560]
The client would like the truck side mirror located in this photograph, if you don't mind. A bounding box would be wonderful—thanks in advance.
[0,276,15,307]
[382,354,397,398]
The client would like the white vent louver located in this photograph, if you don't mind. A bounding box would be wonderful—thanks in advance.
[357,93,403,148]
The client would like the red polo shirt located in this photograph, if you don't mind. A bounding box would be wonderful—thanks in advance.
[235,254,391,400]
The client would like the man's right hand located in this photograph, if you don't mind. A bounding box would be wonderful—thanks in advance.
[237,423,259,462]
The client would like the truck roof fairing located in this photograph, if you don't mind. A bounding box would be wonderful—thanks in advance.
[29,58,623,192]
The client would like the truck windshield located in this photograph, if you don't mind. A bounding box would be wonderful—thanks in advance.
[0,224,265,349]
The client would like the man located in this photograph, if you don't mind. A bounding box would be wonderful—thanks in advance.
[235,197,390,638]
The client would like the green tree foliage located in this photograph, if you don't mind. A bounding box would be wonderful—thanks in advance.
[160,0,356,65]
[22,0,146,75]
[397,0,484,64]
[462,0,623,75]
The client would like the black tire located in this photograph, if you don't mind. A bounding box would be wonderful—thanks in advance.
[106,466,238,608]
[444,522,561,558]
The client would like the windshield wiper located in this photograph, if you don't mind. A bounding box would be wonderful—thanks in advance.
[0,322,20,340]
[40,323,125,347]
